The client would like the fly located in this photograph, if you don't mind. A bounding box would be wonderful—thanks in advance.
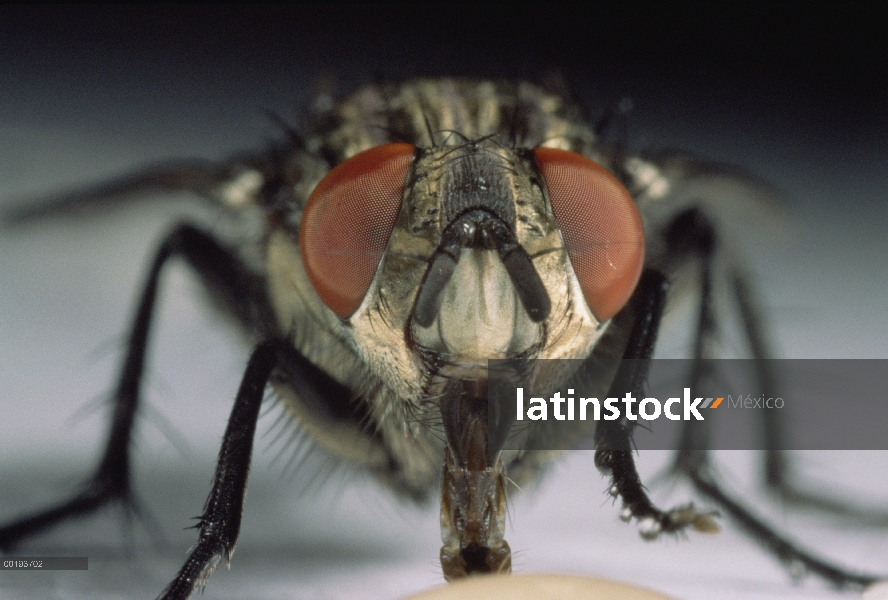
[0,78,882,597]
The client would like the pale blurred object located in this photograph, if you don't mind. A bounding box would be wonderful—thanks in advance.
[863,581,888,600]
[405,574,673,600]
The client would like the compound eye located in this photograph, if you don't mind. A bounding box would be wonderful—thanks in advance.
[300,143,415,318]
[533,147,644,321]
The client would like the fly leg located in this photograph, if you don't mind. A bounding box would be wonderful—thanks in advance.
[668,208,719,477]
[594,270,719,538]
[733,265,888,524]
[155,339,353,600]
[668,207,784,488]
[667,208,884,588]
[0,223,273,551]
[154,340,278,600]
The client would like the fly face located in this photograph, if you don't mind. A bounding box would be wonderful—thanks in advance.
[354,143,597,395]
[337,142,598,579]
[301,139,645,403]
[297,116,645,577]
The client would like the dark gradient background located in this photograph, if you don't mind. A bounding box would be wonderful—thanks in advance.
[1,6,886,600]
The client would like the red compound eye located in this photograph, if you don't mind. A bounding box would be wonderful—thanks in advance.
[300,143,415,318]
[533,147,645,321]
